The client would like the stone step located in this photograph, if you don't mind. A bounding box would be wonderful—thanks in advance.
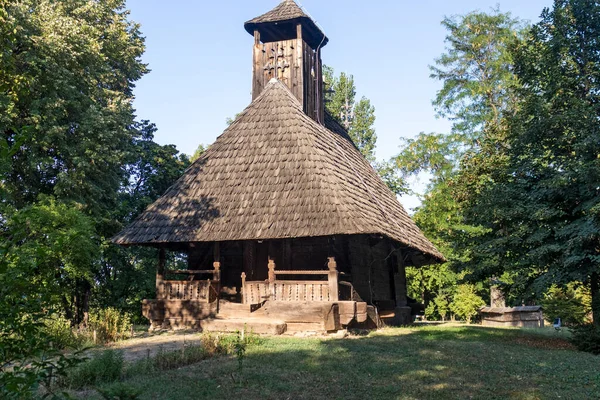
[200,317,287,335]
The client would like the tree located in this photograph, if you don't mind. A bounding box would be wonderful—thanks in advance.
[394,10,526,316]
[324,66,378,161]
[191,144,207,162]
[0,0,189,327]
[465,0,600,327]
[450,284,486,323]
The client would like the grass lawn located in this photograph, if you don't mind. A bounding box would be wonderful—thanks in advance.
[80,325,599,400]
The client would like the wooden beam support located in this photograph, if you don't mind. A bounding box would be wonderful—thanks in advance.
[156,248,166,299]
[328,257,339,301]
[254,29,260,45]
[213,242,220,263]
[393,248,408,307]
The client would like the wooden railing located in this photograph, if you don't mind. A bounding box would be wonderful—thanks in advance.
[241,257,339,304]
[157,262,220,302]
[159,279,219,302]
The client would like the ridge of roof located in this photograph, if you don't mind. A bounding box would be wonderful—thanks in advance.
[112,79,444,264]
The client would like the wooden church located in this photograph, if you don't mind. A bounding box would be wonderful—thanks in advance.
[113,0,444,334]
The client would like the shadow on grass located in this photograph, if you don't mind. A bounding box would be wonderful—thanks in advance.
[97,326,600,400]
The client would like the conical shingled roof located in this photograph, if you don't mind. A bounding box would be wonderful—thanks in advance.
[244,0,328,48]
[112,80,444,264]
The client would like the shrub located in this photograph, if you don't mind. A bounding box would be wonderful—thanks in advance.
[43,314,92,350]
[569,324,600,355]
[542,285,589,326]
[88,308,133,344]
[97,382,142,400]
[450,284,485,323]
[61,350,124,389]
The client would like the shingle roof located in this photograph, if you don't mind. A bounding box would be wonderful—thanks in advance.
[244,0,328,48]
[112,80,444,264]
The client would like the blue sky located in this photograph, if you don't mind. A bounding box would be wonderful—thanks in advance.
[125,0,553,210]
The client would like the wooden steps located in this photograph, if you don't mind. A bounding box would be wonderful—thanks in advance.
[201,317,287,335]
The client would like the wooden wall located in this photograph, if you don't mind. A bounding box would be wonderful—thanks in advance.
[182,235,407,307]
[251,26,324,124]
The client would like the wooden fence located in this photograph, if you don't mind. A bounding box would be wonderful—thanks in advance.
[241,257,339,304]
[156,262,221,303]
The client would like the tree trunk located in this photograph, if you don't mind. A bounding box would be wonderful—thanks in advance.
[591,272,599,329]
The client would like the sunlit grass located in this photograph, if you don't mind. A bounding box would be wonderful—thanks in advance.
[78,325,599,400]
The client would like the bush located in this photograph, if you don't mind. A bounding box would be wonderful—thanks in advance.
[97,382,142,400]
[542,285,589,326]
[450,284,485,323]
[569,324,600,355]
[88,308,133,344]
[61,350,124,389]
[43,314,92,350]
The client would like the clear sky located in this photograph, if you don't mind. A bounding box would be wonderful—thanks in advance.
[125,0,553,210]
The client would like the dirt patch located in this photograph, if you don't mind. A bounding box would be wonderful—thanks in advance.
[513,335,575,351]
[106,332,203,362]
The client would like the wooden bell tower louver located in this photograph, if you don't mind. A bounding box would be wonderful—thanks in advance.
[245,0,327,124]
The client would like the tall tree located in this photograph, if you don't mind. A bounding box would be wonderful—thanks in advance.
[324,66,378,161]
[394,10,525,313]
[465,0,600,326]
[0,0,187,323]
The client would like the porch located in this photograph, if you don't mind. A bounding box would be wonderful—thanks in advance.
[143,254,371,334]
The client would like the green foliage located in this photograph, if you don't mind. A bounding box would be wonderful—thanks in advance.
[348,97,376,162]
[62,350,124,389]
[88,308,133,344]
[431,9,524,138]
[97,382,142,400]
[191,144,207,162]
[43,314,92,350]
[450,284,485,323]
[324,66,377,161]
[542,286,589,326]
[569,324,600,355]
[462,0,600,325]
[434,292,452,321]
[0,306,85,399]
[372,160,407,196]
[394,10,525,314]
[0,198,95,398]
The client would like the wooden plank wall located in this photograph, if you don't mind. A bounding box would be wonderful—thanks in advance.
[348,236,396,304]
[251,30,324,124]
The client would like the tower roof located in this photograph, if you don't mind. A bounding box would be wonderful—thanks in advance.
[245,0,328,48]
[112,80,444,266]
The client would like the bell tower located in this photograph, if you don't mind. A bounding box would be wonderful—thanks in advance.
[245,0,328,124]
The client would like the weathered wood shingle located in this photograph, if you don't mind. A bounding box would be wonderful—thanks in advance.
[112,80,444,263]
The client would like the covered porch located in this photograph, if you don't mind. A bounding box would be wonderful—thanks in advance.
[143,235,418,333]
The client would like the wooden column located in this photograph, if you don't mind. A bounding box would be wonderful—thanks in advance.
[241,272,247,304]
[268,258,276,300]
[328,257,339,301]
[252,30,262,100]
[213,261,221,282]
[296,23,304,107]
[156,248,166,299]
[394,249,408,307]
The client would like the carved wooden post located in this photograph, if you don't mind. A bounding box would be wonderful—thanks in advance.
[327,257,339,301]
[156,248,166,299]
[213,262,221,282]
[241,272,247,304]
[268,258,276,300]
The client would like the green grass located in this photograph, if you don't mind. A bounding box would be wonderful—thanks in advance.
[79,325,599,400]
